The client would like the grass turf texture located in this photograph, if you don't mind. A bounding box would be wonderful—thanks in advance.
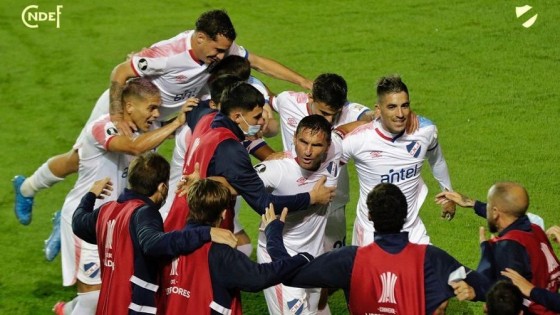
[1,0,559,314]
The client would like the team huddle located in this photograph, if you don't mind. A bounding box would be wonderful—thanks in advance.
[12,9,560,315]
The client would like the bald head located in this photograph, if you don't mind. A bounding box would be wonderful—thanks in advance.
[487,182,529,218]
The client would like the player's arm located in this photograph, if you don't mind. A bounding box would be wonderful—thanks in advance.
[133,206,237,257]
[106,103,191,155]
[109,60,139,135]
[72,178,113,244]
[247,53,312,90]
[210,206,313,292]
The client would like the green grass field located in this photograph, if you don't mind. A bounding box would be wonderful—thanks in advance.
[1,0,559,314]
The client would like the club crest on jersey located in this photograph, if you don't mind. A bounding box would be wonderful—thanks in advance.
[287,298,305,315]
[84,262,100,279]
[296,177,307,186]
[406,141,421,158]
[137,58,148,71]
[287,117,298,127]
[254,163,266,173]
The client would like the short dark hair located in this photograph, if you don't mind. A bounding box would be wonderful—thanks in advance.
[209,55,251,82]
[295,115,332,145]
[128,152,170,196]
[209,74,243,104]
[312,73,347,111]
[195,10,236,41]
[486,281,523,315]
[367,183,408,233]
[220,82,265,116]
[122,77,160,102]
[376,75,409,102]
[187,179,231,225]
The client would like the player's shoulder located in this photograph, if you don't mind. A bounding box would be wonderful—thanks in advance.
[335,120,372,139]
[277,91,308,104]
[418,115,435,129]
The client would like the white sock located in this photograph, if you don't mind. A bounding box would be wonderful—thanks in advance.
[63,297,78,314]
[70,290,99,315]
[237,243,253,257]
[21,159,64,197]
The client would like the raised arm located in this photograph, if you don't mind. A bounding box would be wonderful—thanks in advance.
[248,53,312,90]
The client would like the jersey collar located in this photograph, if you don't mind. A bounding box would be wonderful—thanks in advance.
[374,120,404,142]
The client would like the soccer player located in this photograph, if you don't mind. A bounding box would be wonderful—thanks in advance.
[55,78,193,315]
[271,73,372,254]
[70,153,237,315]
[435,182,560,314]
[338,75,455,246]
[160,179,313,314]
[12,9,312,229]
[255,115,340,314]
[163,82,335,233]
[267,183,490,314]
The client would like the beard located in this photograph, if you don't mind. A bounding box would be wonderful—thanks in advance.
[488,220,498,234]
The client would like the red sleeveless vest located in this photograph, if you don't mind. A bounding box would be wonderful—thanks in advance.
[349,242,427,315]
[161,243,242,315]
[95,199,147,315]
[164,114,237,233]
[491,224,560,314]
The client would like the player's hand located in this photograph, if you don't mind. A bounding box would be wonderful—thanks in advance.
[406,111,419,134]
[175,98,199,126]
[210,227,238,248]
[309,176,336,205]
[546,225,560,244]
[111,113,137,137]
[479,226,488,244]
[301,78,314,90]
[501,268,534,297]
[450,281,476,301]
[177,163,200,197]
[261,203,288,229]
[441,200,456,221]
[89,177,113,199]
[435,191,475,208]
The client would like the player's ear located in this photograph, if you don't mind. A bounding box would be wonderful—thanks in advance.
[196,31,207,44]
[221,209,227,221]
[125,100,134,115]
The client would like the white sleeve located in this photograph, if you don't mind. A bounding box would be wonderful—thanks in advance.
[227,42,248,58]
[340,135,353,165]
[254,160,282,191]
[130,52,168,77]
[344,102,371,122]
[426,126,453,191]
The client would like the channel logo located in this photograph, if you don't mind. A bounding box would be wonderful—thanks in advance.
[516,5,538,28]
[21,5,63,29]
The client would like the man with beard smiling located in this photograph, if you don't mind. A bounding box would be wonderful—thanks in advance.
[436,182,560,314]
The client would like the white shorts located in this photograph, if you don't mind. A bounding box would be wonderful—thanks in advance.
[352,216,430,246]
[323,205,346,252]
[61,216,101,286]
[257,243,325,314]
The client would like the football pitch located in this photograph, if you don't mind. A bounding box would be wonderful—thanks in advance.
[1,0,559,314]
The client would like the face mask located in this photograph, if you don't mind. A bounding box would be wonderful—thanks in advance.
[239,114,261,136]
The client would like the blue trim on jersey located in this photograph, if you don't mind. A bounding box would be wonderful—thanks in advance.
[356,109,372,121]
[418,116,434,128]
[427,142,439,152]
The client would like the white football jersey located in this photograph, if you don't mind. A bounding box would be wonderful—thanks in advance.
[61,114,137,222]
[255,134,341,256]
[130,30,247,120]
[271,90,370,208]
[341,117,452,238]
